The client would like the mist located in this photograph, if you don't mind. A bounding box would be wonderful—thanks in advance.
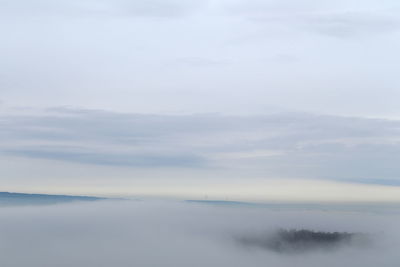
[0,200,399,267]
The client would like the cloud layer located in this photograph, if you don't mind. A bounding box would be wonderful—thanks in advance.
[2,0,400,116]
[0,200,399,267]
[1,107,400,185]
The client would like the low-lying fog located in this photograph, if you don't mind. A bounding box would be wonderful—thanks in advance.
[0,200,399,267]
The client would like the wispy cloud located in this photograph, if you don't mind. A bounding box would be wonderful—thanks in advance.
[3,148,205,167]
[2,107,400,184]
[225,0,400,38]
[305,12,400,38]
[0,0,203,19]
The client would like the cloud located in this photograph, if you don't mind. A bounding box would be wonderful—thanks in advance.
[2,0,400,120]
[2,107,400,183]
[0,0,203,19]
[224,0,400,38]
[3,148,205,167]
[171,57,232,67]
[305,12,400,38]
[0,200,399,267]
[5,0,398,36]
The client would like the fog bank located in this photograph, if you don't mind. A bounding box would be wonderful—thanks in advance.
[0,200,399,267]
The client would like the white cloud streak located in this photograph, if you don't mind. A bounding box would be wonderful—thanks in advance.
[1,108,400,188]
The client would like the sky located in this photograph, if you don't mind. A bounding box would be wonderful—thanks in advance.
[1,0,400,201]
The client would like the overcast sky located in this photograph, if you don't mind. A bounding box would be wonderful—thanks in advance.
[1,0,400,201]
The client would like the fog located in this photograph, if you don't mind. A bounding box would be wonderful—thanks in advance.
[0,200,399,267]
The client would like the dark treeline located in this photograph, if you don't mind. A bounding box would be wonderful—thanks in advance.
[237,229,362,253]
[278,229,353,243]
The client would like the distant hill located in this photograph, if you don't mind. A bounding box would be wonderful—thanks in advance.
[0,192,106,206]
